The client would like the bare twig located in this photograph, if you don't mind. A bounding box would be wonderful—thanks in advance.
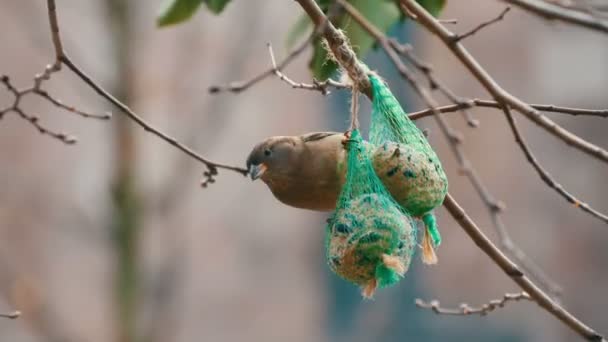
[443,194,604,341]
[0,311,21,319]
[337,0,480,128]
[503,0,608,34]
[416,292,532,316]
[0,76,84,144]
[502,107,608,223]
[37,0,247,185]
[208,31,315,94]
[408,99,608,120]
[455,7,511,42]
[209,13,350,96]
[267,43,349,95]
[402,0,608,165]
[13,107,77,144]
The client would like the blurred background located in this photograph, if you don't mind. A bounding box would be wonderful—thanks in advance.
[0,1,607,341]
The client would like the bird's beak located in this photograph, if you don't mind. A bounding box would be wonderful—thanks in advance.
[249,163,267,180]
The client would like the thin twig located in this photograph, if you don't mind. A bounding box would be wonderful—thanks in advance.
[0,76,82,144]
[389,38,480,127]
[408,99,608,120]
[502,106,608,224]
[454,7,511,42]
[267,43,349,95]
[402,0,608,227]
[402,0,608,165]
[13,107,77,144]
[416,292,531,316]
[34,89,111,120]
[503,0,608,34]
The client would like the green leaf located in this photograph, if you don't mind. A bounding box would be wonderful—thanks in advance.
[344,0,401,57]
[205,0,231,14]
[285,14,313,51]
[310,39,338,80]
[157,0,204,27]
[416,0,446,17]
[310,0,401,80]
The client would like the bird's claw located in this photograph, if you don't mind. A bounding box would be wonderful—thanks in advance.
[341,130,352,149]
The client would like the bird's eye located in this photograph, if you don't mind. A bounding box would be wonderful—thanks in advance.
[264,149,272,156]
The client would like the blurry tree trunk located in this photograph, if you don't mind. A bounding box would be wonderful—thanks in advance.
[105,1,140,342]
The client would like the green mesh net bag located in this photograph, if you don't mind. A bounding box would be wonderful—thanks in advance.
[368,74,448,265]
[326,129,417,298]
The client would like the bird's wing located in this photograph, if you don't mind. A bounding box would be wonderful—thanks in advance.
[300,132,342,143]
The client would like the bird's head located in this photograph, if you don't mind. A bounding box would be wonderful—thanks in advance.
[246,136,300,181]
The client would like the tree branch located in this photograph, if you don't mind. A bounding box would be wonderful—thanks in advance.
[502,106,608,223]
[443,194,604,341]
[41,0,247,185]
[209,30,321,94]
[0,75,85,144]
[454,7,511,42]
[416,292,531,316]
[401,0,608,165]
[266,42,349,94]
[59,55,247,182]
[408,99,608,120]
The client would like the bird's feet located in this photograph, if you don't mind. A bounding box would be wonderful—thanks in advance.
[341,130,352,149]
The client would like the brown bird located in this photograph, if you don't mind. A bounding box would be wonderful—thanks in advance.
[246,132,446,215]
[246,132,347,211]
[247,132,447,265]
